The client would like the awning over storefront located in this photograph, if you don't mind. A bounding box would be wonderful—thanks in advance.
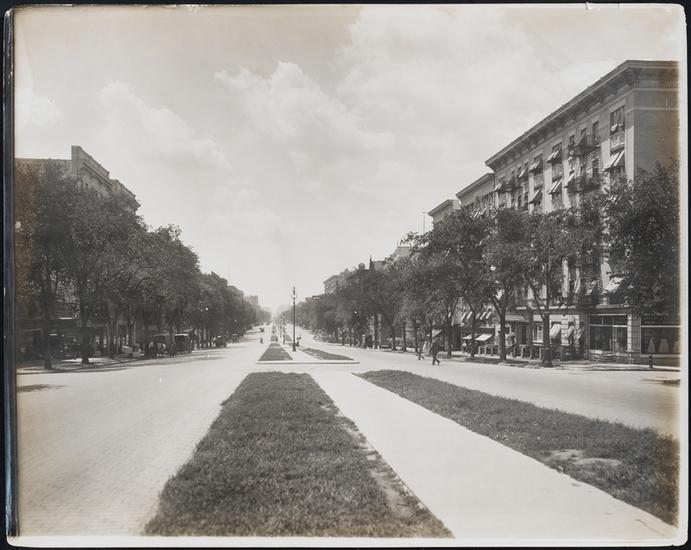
[548,177,563,194]
[505,313,527,322]
[604,150,625,172]
[549,324,562,340]
[517,166,528,179]
[529,159,543,172]
[432,329,444,338]
[462,333,493,342]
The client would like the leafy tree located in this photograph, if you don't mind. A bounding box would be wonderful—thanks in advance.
[15,163,80,367]
[65,191,140,364]
[517,208,600,367]
[604,163,679,316]
[413,211,490,357]
[484,208,528,361]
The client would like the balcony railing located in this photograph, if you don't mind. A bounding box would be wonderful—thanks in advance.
[610,130,625,151]
[569,135,599,158]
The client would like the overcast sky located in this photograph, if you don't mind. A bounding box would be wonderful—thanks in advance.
[14,4,684,312]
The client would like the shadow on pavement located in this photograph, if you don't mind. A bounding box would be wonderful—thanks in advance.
[17,383,65,392]
[17,349,231,376]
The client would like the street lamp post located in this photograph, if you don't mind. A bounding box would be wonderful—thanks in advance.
[291,286,297,352]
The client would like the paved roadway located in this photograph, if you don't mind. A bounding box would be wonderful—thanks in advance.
[295,328,681,438]
[14,325,682,538]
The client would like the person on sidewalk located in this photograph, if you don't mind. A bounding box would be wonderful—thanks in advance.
[431,338,441,365]
[417,339,425,360]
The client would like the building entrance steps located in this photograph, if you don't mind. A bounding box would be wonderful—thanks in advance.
[312,371,679,544]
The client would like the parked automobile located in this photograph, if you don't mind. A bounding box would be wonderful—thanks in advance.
[214,336,227,348]
[151,333,173,356]
[174,333,191,354]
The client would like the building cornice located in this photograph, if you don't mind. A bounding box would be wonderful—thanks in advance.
[485,60,678,170]
[455,173,494,200]
[427,198,459,217]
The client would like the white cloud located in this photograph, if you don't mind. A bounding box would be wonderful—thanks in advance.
[215,61,394,156]
[15,87,63,131]
[98,81,232,173]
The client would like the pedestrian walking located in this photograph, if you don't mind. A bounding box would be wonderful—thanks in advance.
[431,338,441,365]
[417,340,424,360]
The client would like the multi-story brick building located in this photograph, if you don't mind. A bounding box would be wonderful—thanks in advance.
[17,145,140,212]
[428,199,460,227]
[427,60,679,364]
[483,59,679,365]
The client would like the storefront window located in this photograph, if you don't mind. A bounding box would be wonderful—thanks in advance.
[641,316,680,354]
[589,315,627,353]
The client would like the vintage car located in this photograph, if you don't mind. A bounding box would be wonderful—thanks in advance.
[174,333,192,354]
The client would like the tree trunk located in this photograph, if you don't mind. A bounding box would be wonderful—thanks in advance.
[143,312,150,356]
[80,310,90,365]
[470,310,476,359]
[42,315,53,369]
[390,322,397,350]
[498,308,507,362]
[402,321,407,351]
[446,315,453,357]
[108,318,118,358]
[542,312,553,367]
[413,318,419,354]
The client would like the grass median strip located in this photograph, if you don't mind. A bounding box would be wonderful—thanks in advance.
[145,372,450,537]
[301,347,353,361]
[358,370,679,526]
[258,343,292,361]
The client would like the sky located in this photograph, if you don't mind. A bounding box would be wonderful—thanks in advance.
[13,3,685,313]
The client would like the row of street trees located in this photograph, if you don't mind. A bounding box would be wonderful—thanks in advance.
[296,164,679,367]
[15,163,270,368]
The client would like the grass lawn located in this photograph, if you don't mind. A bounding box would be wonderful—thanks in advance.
[145,372,450,537]
[359,370,679,526]
[258,343,292,361]
[301,347,353,361]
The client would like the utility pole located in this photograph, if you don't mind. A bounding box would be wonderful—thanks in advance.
[291,286,297,352]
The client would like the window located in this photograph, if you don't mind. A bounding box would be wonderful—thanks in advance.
[592,120,599,144]
[580,127,587,139]
[641,316,681,355]
[610,107,625,134]
[532,322,543,342]
[589,315,628,353]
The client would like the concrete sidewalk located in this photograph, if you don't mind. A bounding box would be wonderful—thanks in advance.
[313,370,681,545]
[313,338,681,372]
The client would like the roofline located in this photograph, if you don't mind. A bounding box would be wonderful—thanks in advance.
[427,198,459,217]
[484,60,678,168]
[455,173,494,200]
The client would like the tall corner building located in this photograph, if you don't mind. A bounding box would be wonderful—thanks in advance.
[483,59,679,365]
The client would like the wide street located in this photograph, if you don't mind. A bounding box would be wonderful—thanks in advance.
[15,325,682,539]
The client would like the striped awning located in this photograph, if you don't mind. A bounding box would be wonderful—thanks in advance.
[528,189,542,204]
[604,150,625,171]
[604,276,622,293]
[548,177,563,194]
[547,147,562,163]
[549,324,562,340]
[462,333,493,342]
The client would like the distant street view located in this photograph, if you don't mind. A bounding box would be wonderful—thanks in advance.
[8,4,685,547]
